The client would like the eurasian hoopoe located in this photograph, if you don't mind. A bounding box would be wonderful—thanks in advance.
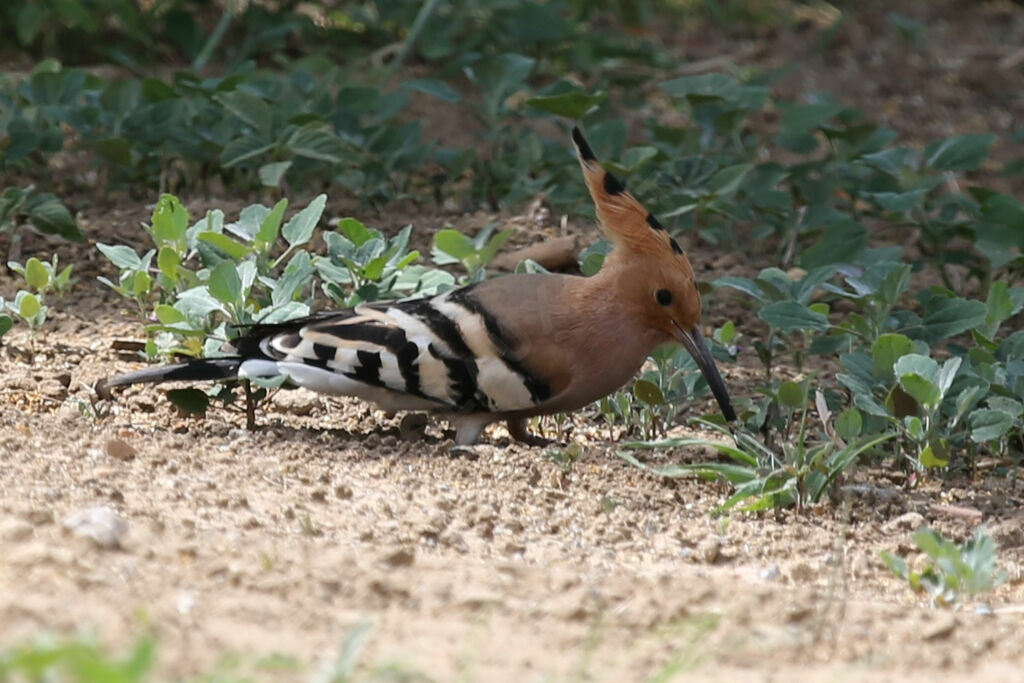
[102,127,736,445]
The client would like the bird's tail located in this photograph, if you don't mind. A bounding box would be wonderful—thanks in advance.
[100,358,244,392]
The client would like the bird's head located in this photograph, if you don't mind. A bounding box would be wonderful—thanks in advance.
[571,126,736,422]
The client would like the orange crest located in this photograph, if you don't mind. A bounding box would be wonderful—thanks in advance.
[571,127,686,260]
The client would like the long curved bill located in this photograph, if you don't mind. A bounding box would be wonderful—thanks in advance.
[672,322,737,422]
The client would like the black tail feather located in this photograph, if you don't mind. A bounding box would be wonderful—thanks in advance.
[100,358,243,394]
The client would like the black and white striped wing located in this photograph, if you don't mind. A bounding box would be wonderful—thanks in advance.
[235,288,552,415]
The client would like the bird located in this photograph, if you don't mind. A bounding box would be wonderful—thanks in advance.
[101,127,736,445]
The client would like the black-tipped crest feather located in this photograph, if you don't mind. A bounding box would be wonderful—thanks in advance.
[571,126,596,162]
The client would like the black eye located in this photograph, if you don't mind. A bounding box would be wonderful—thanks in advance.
[655,289,673,306]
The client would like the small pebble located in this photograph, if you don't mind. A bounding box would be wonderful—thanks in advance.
[105,438,137,461]
[63,505,128,549]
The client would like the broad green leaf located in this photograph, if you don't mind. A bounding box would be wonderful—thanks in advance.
[208,261,241,306]
[157,246,180,283]
[282,194,326,247]
[198,231,251,260]
[0,314,13,338]
[660,73,739,101]
[835,408,862,441]
[175,286,226,317]
[151,194,189,248]
[919,440,949,468]
[337,217,374,247]
[287,126,350,163]
[865,189,929,212]
[221,137,274,167]
[97,243,141,270]
[24,192,82,240]
[871,333,916,382]
[154,303,186,324]
[924,133,995,171]
[901,356,937,409]
[23,258,48,291]
[970,409,1015,443]
[633,379,665,406]
[706,163,753,196]
[526,90,606,119]
[16,291,41,319]
[714,276,766,302]
[777,381,805,409]
[258,161,291,187]
[433,229,475,261]
[257,198,288,245]
[778,102,844,138]
[758,301,829,332]
[912,297,986,343]
[799,219,868,269]
[402,78,462,103]
[130,270,152,296]
[215,90,273,133]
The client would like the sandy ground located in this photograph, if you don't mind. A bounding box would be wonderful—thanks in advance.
[4,1,1024,680]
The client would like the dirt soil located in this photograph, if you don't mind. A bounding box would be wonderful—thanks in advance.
[4,2,1024,681]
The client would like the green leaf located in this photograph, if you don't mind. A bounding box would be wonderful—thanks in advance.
[871,333,916,383]
[660,73,740,101]
[287,126,350,163]
[835,408,863,441]
[920,440,949,468]
[924,133,996,171]
[777,381,805,409]
[706,163,753,196]
[258,161,291,187]
[526,90,606,119]
[970,409,1016,443]
[913,297,987,343]
[402,78,462,103]
[778,102,844,138]
[433,229,475,261]
[16,291,41,319]
[633,379,665,406]
[215,90,273,133]
[208,261,241,306]
[154,304,186,324]
[158,246,180,283]
[166,388,209,415]
[337,217,374,247]
[151,194,189,248]
[198,232,251,260]
[24,192,82,240]
[0,314,13,338]
[23,257,48,291]
[175,287,226,317]
[257,198,288,245]
[220,137,274,167]
[97,243,142,270]
[895,354,940,409]
[758,301,829,332]
[282,194,326,247]
[799,219,868,269]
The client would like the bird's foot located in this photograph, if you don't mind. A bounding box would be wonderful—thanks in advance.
[506,418,554,447]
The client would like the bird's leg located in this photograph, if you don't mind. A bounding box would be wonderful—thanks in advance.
[507,417,553,447]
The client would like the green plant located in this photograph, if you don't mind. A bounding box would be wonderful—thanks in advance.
[431,223,514,282]
[618,408,895,512]
[97,192,454,420]
[0,185,82,241]
[881,527,1007,607]
[3,254,74,335]
[0,633,155,682]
